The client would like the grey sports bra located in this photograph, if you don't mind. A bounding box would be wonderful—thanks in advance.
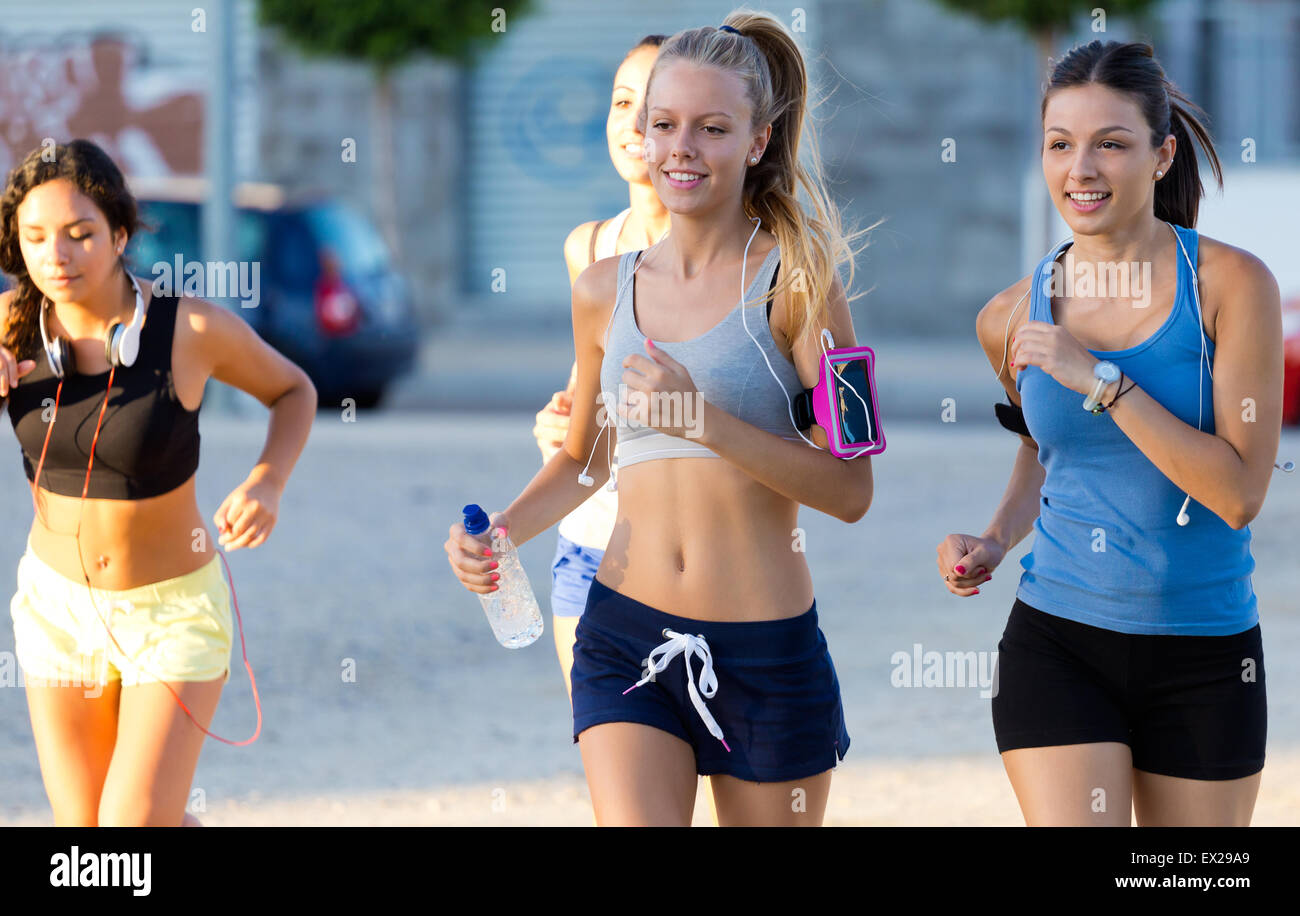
[599,244,805,468]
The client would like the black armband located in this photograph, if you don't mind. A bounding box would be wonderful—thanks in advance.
[792,389,815,431]
[994,400,1030,437]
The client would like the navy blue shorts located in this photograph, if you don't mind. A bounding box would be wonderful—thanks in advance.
[571,576,850,783]
[550,533,604,618]
[993,598,1267,780]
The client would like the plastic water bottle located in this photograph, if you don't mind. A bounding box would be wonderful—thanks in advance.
[461,504,543,648]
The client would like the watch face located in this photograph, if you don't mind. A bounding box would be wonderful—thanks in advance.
[1094,361,1120,382]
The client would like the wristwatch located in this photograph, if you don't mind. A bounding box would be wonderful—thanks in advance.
[1083,360,1120,414]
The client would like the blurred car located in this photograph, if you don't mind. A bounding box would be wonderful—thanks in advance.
[125,178,418,408]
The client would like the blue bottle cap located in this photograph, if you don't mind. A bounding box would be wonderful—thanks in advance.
[462,504,490,536]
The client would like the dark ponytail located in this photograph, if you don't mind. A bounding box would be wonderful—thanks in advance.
[1042,40,1223,228]
[630,34,667,54]
[1158,94,1219,227]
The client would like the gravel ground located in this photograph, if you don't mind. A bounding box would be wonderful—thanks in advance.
[1,412,1295,826]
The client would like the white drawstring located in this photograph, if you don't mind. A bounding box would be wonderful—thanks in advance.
[623,628,730,752]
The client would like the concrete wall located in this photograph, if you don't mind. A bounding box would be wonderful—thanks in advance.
[816,0,1042,337]
[17,0,1288,336]
[252,30,460,331]
[447,0,1299,338]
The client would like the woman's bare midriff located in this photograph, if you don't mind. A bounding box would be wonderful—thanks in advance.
[18,280,218,590]
[27,476,216,590]
[595,457,814,622]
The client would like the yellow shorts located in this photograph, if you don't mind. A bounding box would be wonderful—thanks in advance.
[9,537,234,688]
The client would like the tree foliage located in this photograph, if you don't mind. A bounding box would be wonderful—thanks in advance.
[257,0,535,71]
[933,0,1159,35]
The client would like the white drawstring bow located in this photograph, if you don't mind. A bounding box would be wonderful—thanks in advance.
[623,628,730,752]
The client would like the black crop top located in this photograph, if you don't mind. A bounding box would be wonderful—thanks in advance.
[4,294,201,499]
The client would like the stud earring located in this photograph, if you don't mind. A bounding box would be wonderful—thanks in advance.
[750,156,758,165]
[1155,170,1163,178]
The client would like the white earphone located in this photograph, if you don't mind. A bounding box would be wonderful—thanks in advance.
[40,271,146,379]
[1168,221,1210,526]
[1020,225,1207,526]
[735,216,872,454]
[1162,222,1294,517]
[578,237,669,491]
[577,215,872,491]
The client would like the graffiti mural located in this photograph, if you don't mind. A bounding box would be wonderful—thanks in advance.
[0,35,202,176]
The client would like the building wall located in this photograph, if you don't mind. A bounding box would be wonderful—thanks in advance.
[452,0,1050,336]
[252,31,460,330]
[0,0,258,179]
[452,0,1300,338]
[3,0,1294,334]
[458,0,805,330]
[816,0,1040,337]
[0,0,462,330]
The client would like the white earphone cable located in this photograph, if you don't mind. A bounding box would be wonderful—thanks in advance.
[1169,221,1209,526]
[1016,228,1207,526]
[737,217,873,457]
[578,236,667,489]
[999,234,1074,381]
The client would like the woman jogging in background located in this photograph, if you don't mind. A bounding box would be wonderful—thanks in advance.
[449,10,869,826]
[1,139,315,826]
[939,41,1282,826]
[533,33,670,702]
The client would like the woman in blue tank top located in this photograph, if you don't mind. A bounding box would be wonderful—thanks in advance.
[938,41,1284,826]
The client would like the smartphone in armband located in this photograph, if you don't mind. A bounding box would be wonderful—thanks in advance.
[792,337,885,458]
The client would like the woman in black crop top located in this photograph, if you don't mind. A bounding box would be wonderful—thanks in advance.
[0,140,316,826]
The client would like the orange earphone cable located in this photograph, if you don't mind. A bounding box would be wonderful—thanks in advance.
[31,366,261,746]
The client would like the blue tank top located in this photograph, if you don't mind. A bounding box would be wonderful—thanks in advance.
[1014,223,1257,635]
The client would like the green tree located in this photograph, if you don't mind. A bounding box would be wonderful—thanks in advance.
[257,0,535,258]
[935,0,1159,52]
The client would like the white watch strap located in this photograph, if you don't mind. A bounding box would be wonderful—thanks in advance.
[1084,375,1109,411]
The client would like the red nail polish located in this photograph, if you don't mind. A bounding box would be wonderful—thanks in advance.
[483,549,492,557]
[973,588,981,594]
[955,565,966,574]
[490,561,499,570]
[491,573,500,581]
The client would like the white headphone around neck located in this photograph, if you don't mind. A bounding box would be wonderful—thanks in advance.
[578,231,669,491]
[39,271,146,379]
